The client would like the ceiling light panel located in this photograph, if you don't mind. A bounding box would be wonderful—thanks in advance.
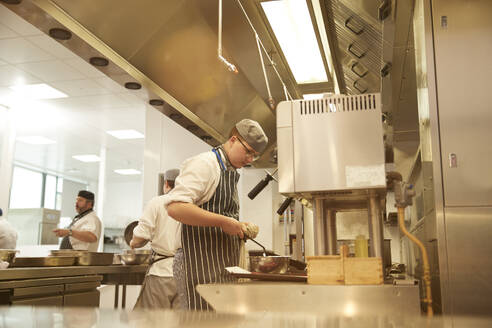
[106,129,144,139]
[261,0,328,84]
[9,83,67,99]
[17,136,56,145]
[72,154,100,163]
[114,169,141,175]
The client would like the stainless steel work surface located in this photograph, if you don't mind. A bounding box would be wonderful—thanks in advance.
[0,306,491,328]
[0,265,147,280]
[197,283,420,316]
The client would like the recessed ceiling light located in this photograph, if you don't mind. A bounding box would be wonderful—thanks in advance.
[49,28,72,40]
[72,154,100,163]
[89,57,109,67]
[149,99,164,106]
[106,129,144,139]
[17,136,56,145]
[1,0,22,5]
[261,0,328,84]
[124,82,141,90]
[9,83,68,100]
[114,169,141,175]
[169,113,182,120]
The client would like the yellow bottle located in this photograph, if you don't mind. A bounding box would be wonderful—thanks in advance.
[355,235,368,257]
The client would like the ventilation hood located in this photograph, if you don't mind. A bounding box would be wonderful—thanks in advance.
[2,0,419,167]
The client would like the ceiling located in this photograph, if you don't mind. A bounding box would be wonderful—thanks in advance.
[0,4,146,183]
[0,0,421,173]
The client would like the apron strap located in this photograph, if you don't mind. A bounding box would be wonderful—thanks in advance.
[212,148,226,171]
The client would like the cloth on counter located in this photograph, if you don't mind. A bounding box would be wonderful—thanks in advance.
[242,222,259,239]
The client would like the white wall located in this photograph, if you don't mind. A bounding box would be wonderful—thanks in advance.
[103,179,143,229]
[239,168,276,251]
[60,179,87,219]
[143,107,210,205]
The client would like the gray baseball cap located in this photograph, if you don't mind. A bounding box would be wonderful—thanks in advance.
[235,119,268,153]
[164,169,180,181]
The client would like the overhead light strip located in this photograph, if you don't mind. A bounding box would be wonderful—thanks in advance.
[311,0,340,94]
[261,0,328,84]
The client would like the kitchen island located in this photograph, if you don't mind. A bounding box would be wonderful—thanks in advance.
[0,265,147,307]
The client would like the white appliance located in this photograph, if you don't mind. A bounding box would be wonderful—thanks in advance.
[276,93,385,198]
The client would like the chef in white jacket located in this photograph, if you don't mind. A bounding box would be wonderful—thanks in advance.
[0,208,17,249]
[131,169,182,309]
[54,190,101,252]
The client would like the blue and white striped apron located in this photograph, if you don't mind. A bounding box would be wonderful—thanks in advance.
[182,148,240,311]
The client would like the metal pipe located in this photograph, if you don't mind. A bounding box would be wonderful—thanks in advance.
[313,198,325,255]
[324,209,337,255]
[218,0,238,73]
[398,207,433,317]
[367,193,384,258]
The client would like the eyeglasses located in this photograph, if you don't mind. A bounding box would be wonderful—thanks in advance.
[237,137,260,161]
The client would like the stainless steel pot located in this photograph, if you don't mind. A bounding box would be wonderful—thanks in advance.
[249,256,290,274]
[120,249,151,265]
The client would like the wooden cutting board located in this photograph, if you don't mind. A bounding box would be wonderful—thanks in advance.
[229,272,307,282]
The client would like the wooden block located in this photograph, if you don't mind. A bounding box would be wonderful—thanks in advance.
[344,257,383,285]
[306,255,344,285]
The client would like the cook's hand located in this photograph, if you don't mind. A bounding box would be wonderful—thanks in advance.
[221,217,244,239]
[241,222,259,239]
[53,229,69,237]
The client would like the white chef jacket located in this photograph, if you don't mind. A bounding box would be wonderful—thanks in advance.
[70,211,102,252]
[0,219,18,249]
[163,148,231,209]
[133,195,181,277]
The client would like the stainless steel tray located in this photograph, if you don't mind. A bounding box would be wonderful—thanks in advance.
[76,252,114,266]
[11,256,76,267]
[50,250,88,257]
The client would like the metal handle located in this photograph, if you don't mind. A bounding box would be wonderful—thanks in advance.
[246,237,267,256]
[248,169,277,200]
[351,62,368,78]
[353,80,368,93]
[277,197,293,215]
[348,43,366,59]
[345,17,364,35]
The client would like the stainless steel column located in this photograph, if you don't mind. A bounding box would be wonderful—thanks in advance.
[294,200,304,261]
[324,208,337,255]
[313,198,326,255]
[367,193,384,258]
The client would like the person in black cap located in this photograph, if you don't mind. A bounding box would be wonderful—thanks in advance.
[130,168,183,310]
[53,190,102,252]
[164,118,266,311]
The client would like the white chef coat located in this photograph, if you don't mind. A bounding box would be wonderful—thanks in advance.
[69,211,102,252]
[133,195,181,277]
[163,148,231,209]
[0,219,18,249]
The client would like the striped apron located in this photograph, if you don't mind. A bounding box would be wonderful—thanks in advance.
[182,148,240,311]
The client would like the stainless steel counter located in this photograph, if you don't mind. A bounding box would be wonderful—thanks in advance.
[198,282,421,316]
[0,265,148,308]
[0,306,491,328]
[0,265,148,281]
